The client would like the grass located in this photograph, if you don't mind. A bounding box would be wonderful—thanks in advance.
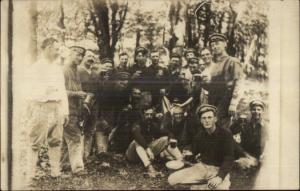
[31,152,258,190]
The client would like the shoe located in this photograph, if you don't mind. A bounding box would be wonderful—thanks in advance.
[146,164,159,178]
[73,169,88,177]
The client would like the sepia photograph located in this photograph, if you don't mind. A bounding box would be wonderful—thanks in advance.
[0,0,299,190]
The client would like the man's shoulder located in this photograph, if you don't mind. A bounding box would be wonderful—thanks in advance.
[218,126,233,138]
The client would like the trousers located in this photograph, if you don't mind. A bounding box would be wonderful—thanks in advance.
[126,136,169,167]
[168,162,231,190]
[60,115,84,173]
[25,102,63,183]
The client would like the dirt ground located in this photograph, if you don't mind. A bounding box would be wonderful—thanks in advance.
[31,152,259,190]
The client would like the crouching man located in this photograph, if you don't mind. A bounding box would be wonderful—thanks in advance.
[125,107,176,177]
[168,104,234,190]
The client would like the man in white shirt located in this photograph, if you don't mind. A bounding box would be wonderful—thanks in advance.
[24,38,69,185]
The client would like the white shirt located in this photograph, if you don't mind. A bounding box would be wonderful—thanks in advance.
[24,56,69,115]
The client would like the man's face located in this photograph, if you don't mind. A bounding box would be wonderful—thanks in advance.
[101,62,113,80]
[120,55,128,66]
[84,59,94,69]
[70,50,84,65]
[170,57,181,73]
[186,52,195,60]
[189,62,199,74]
[144,109,155,121]
[150,52,160,65]
[251,106,264,120]
[131,88,142,105]
[47,42,60,60]
[173,109,184,123]
[200,111,217,129]
[136,52,147,66]
[210,40,226,55]
[199,62,206,72]
[201,49,212,64]
[233,133,241,144]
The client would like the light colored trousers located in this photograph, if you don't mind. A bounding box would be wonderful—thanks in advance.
[60,116,84,173]
[168,162,231,190]
[126,136,182,167]
[25,102,64,184]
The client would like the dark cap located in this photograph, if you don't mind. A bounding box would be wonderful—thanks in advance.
[208,33,227,42]
[135,47,148,56]
[196,104,217,117]
[184,48,196,57]
[69,46,86,56]
[249,99,265,110]
[170,52,181,59]
[189,57,199,63]
[114,71,131,80]
[101,58,113,64]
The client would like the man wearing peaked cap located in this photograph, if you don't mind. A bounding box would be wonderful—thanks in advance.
[61,44,88,176]
[231,98,268,169]
[69,46,86,56]
[249,99,265,110]
[168,103,234,189]
[196,104,217,117]
[135,46,149,56]
[208,33,228,42]
[202,32,244,129]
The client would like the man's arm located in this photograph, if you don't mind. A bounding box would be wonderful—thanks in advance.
[131,123,148,149]
[217,130,235,180]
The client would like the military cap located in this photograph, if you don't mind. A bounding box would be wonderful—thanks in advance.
[184,48,196,57]
[249,99,265,110]
[170,52,181,59]
[135,47,148,56]
[101,58,113,64]
[189,57,199,63]
[208,33,227,42]
[196,104,217,117]
[69,46,86,56]
[114,71,131,80]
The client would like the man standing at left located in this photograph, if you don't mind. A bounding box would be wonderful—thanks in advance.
[24,38,69,185]
[61,45,87,176]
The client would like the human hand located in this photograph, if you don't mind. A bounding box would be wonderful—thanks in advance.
[132,71,141,79]
[146,148,154,161]
[155,113,163,119]
[63,115,69,127]
[77,91,87,99]
[207,176,222,189]
[228,104,236,117]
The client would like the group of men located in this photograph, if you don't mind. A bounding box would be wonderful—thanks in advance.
[23,33,267,189]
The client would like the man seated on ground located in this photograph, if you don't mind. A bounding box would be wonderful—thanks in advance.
[168,104,234,190]
[160,106,200,160]
[233,99,268,169]
[125,107,181,177]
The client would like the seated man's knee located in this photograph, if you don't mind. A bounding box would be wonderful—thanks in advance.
[168,172,182,186]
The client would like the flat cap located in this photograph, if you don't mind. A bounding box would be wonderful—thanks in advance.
[196,104,217,117]
[249,99,265,109]
[208,33,227,42]
[170,52,181,59]
[69,46,86,55]
[135,47,148,56]
[184,48,196,56]
[114,71,131,80]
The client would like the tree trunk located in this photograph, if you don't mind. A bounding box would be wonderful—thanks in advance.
[29,0,38,63]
